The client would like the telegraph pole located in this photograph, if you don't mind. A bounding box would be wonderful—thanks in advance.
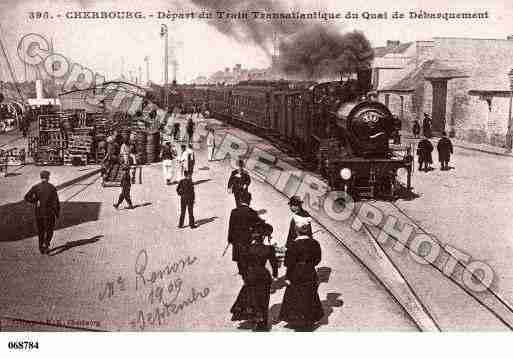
[507,69,513,152]
[144,56,150,86]
[160,24,169,110]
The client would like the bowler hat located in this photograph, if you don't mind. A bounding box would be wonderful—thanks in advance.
[288,196,303,206]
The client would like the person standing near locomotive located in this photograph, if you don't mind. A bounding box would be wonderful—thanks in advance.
[230,221,279,331]
[286,196,313,249]
[278,221,324,330]
[24,170,60,255]
[437,131,454,171]
[227,159,251,207]
[423,113,432,138]
[227,191,263,275]
[417,136,434,171]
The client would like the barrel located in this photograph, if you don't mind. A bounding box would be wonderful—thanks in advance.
[146,130,160,163]
[135,130,147,164]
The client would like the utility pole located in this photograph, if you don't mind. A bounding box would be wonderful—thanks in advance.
[144,56,150,86]
[138,66,142,85]
[160,24,169,110]
[507,69,513,152]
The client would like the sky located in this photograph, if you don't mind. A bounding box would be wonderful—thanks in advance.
[0,0,512,84]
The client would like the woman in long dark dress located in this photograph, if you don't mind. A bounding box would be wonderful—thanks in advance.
[279,223,324,329]
[231,222,279,331]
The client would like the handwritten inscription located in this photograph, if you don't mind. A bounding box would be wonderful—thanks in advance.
[134,249,198,290]
[129,249,210,330]
[98,275,127,301]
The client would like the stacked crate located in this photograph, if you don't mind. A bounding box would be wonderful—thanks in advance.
[36,115,64,165]
[64,132,93,165]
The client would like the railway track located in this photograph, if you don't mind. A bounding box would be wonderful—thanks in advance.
[216,120,513,330]
[362,199,513,330]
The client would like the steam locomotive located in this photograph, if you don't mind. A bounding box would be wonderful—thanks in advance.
[171,73,413,199]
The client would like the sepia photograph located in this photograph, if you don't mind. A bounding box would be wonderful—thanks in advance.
[0,0,512,355]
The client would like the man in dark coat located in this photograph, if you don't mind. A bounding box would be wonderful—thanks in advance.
[417,137,433,172]
[177,170,196,228]
[114,165,134,209]
[286,196,313,248]
[227,159,251,207]
[24,170,60,254]
[227,191,262,275]
[437,131,454,170]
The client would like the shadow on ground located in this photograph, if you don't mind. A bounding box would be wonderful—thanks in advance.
[0,200,102,242]
[48,235,103,256]
[195,216,218,227]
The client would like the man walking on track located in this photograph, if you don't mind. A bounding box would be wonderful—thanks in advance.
[24,170,60,254]
[177,170,196,229]
[113,165,134,210]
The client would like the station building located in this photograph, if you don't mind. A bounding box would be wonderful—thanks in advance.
[373,37,513,147]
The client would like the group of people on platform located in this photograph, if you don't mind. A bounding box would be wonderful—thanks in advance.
[411,114,455,171]
[227,160,324,331]
[416,131,454,171]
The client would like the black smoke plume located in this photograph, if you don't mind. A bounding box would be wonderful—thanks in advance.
[278,25,374,80]
[190,0,374,80]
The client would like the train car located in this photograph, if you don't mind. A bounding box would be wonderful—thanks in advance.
[231,85,273,131]
[208,86,232,119]
[272,89,312,155]
[191,75,412,199]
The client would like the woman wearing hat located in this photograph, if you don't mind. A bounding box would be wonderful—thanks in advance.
[230,221,279,331]
[278,222,324,330]
[286,196,313,248]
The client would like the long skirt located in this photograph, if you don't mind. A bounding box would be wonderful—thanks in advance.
[231,283,271,323]
[279,281,324,324]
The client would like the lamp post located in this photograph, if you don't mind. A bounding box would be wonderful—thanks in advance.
[507,69,513,151]
[160,24,169,110]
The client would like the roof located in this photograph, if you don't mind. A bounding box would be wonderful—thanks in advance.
[374,42,413,58]
[380,60,468,92]
[380,60,434,92]
[468,90,512,97]
[423,61,468,80]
